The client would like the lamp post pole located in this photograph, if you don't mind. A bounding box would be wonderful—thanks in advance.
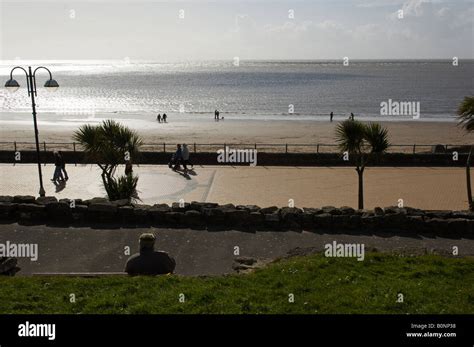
[27,66,46,197]
[5,66,59,197]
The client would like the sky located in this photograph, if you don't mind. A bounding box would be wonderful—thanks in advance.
[0,0,473,61]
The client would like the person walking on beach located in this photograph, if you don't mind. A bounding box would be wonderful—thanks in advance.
[157,114,161,123]
[214,109,220,121]
[162,113,167,123]
[350,112,355,121]
[58,151,68,181]
[51,151,64,183]
[330,112,334,122]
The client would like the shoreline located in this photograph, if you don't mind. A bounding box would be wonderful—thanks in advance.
[0,110,462,122]
[0,118,471,148]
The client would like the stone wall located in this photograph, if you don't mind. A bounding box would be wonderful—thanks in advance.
[0,257,20,276]
[0,195,473,237]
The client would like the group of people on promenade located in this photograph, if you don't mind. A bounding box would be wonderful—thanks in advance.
[169,144,192,173]
[156,113,168,123]
[51,151,68,184]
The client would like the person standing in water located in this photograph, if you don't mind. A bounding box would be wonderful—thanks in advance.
[330,112,334,122]
[350,112,355,121]
[163,113,167,123]
[157,114,161,123]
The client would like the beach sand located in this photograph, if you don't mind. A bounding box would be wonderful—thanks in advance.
[0,118,472,152]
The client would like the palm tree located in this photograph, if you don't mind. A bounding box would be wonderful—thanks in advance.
[73,119,143,201]
[335,120,390,209]
[457,96,474,131]
[457,96,474,211]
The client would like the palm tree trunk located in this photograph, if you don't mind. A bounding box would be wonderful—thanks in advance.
[467,145,473,211]
[101,171,110,199]
[357,168,364,210]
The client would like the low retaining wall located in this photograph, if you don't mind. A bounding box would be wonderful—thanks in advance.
[0,150,469,167]
[0,195,473,237]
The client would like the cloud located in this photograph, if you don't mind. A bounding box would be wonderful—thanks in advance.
[357,0,407,8]
[402,0,431,16]
[317,20,345,31]
[227,3,472,60]
[436,7,450,17]
[264,21,314,35]
[233,14,254,33]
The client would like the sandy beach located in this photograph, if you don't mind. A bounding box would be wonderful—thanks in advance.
[0,117,472,152]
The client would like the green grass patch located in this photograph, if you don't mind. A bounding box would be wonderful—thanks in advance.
[0,253,473,314]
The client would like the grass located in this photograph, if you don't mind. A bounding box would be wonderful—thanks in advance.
[0,253,473,314]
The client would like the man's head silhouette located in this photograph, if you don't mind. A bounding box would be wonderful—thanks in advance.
[139,233,156,251]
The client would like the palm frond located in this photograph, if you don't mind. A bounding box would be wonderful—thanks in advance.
[364,123,390,154]
[105,174,140,202]
[335,120,366,153]
[457,96,474,133]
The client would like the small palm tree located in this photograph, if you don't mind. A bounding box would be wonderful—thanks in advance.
[73,120,143,201]
[336,120,390,209]
[457,96,474,211]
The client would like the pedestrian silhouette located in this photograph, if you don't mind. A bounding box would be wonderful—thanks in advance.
[51,151,64,183]
[125,160,133,176]
[58,151,68,181]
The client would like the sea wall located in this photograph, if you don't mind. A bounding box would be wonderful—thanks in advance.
[0,150,469,167]
[0,195,473,237]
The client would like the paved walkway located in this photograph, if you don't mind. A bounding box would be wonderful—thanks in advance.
[1,224,472,276]
[0,164,469,210]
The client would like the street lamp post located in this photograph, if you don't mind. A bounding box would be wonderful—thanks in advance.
[5,66,59,197]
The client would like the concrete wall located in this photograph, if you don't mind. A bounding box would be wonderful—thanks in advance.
[0,150,468,167]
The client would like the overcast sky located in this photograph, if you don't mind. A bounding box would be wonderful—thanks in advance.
[0,0,473,61]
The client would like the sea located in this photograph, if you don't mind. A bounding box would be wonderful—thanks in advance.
[0,60,473,125]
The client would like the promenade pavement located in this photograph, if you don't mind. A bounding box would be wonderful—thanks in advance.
[0,164,469,210]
